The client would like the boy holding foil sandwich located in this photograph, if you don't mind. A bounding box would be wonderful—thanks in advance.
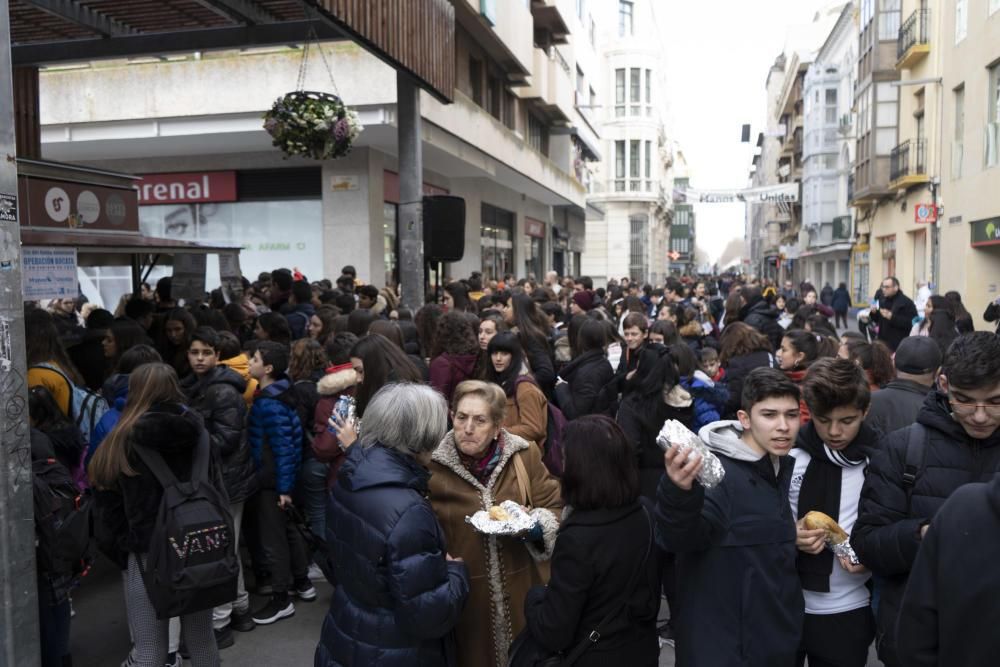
[656,367,804,667]
[789,358,879,667]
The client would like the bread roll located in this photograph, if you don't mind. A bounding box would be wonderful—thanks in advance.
[803,511,849,544]
[488,506,511,522]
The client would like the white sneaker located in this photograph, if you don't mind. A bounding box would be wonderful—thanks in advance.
[307,563,325,582]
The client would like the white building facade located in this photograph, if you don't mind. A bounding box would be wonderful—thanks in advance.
[38,1,602,305]
[800,3,857,290]
[583,0,672,287]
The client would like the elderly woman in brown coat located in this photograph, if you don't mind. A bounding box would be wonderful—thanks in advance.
[429,380,562,667]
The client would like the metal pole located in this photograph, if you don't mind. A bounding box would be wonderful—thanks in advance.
[0,0,42,664]
[396,73,424,311]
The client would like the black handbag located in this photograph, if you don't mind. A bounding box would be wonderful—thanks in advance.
[507,506,654,667]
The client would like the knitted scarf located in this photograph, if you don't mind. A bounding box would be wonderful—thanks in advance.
[458,434,504,485]
[795,421,877,592]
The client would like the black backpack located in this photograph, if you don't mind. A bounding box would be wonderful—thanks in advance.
[134,430,239,619]
[33,456,94,603]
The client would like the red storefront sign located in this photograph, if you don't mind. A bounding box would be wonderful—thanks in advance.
[525,217,546,238]
[914,203,938,224]
[136,172,237,204]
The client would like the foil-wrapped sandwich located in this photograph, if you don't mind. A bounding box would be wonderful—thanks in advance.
[655,419,726,489]
[803,511,861,566]
[466,500,538,536]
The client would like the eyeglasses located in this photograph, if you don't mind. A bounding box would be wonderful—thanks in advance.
[949,399,1000,417]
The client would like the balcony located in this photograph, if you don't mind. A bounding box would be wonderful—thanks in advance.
[889,139,928,189]
[530,0,570,47]
[897,9,930,69]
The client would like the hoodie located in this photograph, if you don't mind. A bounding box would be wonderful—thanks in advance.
[220,353,258,407]
[655,419,802,666]
[429,352,479,406]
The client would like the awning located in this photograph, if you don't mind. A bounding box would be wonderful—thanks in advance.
[798,242,854,258]
[20,229,240,255]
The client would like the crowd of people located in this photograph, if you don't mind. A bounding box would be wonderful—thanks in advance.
[21,264,1000,667]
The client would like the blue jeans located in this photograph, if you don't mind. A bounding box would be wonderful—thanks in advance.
[296,457,329,546]
[38,588,71,667]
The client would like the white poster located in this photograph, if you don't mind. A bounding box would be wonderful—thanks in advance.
[673,183,799,204]
[218,252,243,302]
[22,247,78,301]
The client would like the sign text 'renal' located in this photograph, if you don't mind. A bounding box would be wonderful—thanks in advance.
[137,172,237,205]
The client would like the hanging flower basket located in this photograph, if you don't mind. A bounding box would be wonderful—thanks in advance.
[263,91,362,160]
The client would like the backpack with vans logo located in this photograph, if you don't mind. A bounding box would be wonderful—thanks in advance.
[32,363,109,448]
[134,429,239,619]
[33,454,94,603]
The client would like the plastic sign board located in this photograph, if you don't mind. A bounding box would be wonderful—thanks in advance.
[914,203,938,224]
[22,247,77,301]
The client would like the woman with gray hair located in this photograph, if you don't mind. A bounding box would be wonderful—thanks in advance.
[315,383,470,667]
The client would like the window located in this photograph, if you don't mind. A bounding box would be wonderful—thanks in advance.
[486,74,501,119]
[630,68,641,115]
[956,0,967,44]
[953,85,964,179]
[992,0,1000,16]
[527,113,548,155]
[875,82,899,156]
[825,88,838,124]
[615,140,626,191]
[576,0,585,19]
[645,68,652,114]
[589,17,596,46]
[589,86,597,107]
[645,140,652,180]
[988,64,1000,167]
[629,214,648,279]
[629,139,640,190]
[615,68,625,117]
[878,0,900,40]
[469,57,483,106]
[503,90,517,130]
[576,66,585,98]
[618,0,633,36]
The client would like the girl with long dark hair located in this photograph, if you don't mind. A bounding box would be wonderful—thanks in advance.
[484,332,548,448]
[26,309,86,417]
[501,293,556,394]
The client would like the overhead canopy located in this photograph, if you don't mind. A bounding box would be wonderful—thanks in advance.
[8,0,455,102]
[19,228,240,255]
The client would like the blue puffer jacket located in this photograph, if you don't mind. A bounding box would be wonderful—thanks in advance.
[248,377,303,494]
[89,373,130,464]
[316,443,469,667]
[680,372,729,432]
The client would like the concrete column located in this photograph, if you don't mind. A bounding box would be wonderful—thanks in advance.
[396,74,424,310]
[321,148,384,284]
[0,1,42,664]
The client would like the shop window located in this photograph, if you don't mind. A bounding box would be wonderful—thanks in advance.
[481,204,515,281]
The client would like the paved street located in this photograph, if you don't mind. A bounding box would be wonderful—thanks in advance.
[72,554,882,667]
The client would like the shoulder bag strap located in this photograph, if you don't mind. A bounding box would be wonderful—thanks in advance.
[131,443,180,489]
[511,450,532,507]
[561,505,654,666]
[902,423,927,512]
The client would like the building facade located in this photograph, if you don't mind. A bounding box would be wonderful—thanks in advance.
[800,3,857,293]
[583,0,673,287]
[38,0,602,304]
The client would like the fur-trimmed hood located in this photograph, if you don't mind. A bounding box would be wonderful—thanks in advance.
[317,366,358,396]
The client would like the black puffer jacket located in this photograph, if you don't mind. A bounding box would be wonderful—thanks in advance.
[181,367,256,504]
[851,391,1000,664]
[739,298,784,351]
[870,291,917,351]
[94,404,216,568]
[553,350,614,419]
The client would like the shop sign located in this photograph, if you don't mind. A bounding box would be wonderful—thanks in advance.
[137,172,237,205]
[914,203,938,224]
[21,247,77,301]
[971,217,1000,247]
[18,176,139,232]
[525,218,546,238]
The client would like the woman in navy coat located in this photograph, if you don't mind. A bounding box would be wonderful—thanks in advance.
[316,383,469,667]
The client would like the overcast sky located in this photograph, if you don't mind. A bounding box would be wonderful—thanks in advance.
[658,0,839,267]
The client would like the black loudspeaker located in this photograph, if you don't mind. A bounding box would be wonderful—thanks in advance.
[423,195,466,262]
